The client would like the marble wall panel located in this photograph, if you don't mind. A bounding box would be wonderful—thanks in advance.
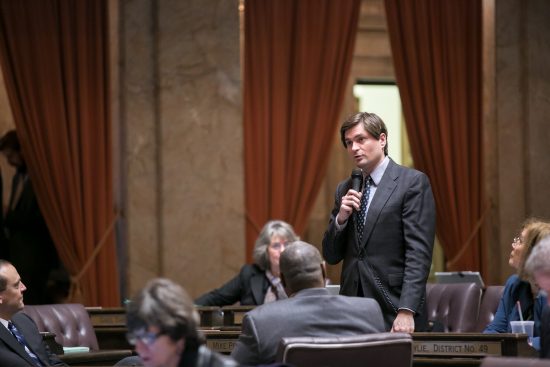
[120,0,243,298]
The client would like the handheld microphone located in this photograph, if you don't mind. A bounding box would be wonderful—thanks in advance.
[350,168,363,192]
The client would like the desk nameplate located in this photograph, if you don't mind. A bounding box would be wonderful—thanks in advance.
[89,314,127,327]
[413,340,501,357]
[206,339,238,353]
[202,330,241,355]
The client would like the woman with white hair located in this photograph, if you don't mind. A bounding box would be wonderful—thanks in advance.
[195,220,299,306]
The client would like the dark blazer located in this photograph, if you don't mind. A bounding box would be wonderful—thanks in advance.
[322,159,436,331]
[0,312,66,366]
[195,264,269,306]
[231,287,386,365]
[4,173,60,304]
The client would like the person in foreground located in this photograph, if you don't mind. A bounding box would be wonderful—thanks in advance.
[195,220,299,306]
[231,240,386,365]
[124,278,238,367]
[525,235,550,358]
[0,259,66,366]
[322,112,436,332]
[483,219,550,350]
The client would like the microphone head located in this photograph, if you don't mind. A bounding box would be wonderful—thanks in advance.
[350,168,363,192]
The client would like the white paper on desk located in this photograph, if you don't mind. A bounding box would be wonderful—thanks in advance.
[62,346,90,354]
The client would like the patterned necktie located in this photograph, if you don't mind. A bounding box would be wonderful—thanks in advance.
[356,176,372,241]
[8,321,43,366]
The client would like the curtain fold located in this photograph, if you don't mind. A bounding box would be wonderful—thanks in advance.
[384,0,484,271]
[0,0,119,305]
[243,0,360,258]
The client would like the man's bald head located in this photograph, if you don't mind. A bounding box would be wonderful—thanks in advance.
[279,241,325,295]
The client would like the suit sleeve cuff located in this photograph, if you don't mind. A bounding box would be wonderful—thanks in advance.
[335,214,348,231]
[398,307,415,315]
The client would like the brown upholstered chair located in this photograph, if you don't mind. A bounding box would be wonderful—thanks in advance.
[426,282,482,332]
[276,332,413,367]
[481,356,550,366]
[23,304,100,350]
[475,285,505,332]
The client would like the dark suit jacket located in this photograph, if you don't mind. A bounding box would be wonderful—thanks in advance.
[4,173,60,304]
[0,312,66,366]
[195,264,269,306]
[322,159,436,331]
[231,287,386,365]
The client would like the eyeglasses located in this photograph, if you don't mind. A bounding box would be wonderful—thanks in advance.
[126,330,164,346]
[512,236,524,247]
[269,242,288,251]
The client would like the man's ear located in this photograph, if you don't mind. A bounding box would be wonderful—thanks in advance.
[321,262,327,284]
[379,132,387,148]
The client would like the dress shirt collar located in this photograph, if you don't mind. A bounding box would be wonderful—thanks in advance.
[0,317,9,329]
[368,156,390,186]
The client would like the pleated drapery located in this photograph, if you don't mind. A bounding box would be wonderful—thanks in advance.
[0,0,120,305]
[243,0,361,259]
[385,0,485,271]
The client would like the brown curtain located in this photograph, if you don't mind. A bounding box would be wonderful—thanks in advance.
[0,0,119,305]
[385,0,485,271]
[243,0,360,259]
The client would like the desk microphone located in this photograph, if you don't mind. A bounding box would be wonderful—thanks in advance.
[350,168,363,193]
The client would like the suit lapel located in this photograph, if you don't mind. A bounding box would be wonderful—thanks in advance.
[362,159,399,244]
[0,322,37,366]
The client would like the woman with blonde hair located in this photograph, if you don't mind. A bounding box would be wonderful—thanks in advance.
[484,218,550,349]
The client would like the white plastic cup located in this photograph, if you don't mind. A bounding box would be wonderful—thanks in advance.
[510,320,535,345]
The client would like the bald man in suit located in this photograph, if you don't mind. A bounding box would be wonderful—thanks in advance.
[323,112,436,333]
[231,241,385,365]
[0,259,66,366]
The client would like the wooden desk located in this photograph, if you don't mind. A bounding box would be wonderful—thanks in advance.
[412,333,537,367]
[196,306,224,327]
[59,350,133,366]
[199,330,538,366]
[86,307,127,328]
[221,305,254,327]
[41,330,133,367]
[412,332,537,358]
[94,326,133,350]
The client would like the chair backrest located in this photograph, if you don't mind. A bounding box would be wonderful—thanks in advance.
[276,332,412,367]
[426,282,482,332]
[475,285,505,332]
[23,303,99,350]
[481,356,550,367]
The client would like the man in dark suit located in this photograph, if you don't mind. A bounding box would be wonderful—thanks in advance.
[231,241,385,365]
[0,259,66,365]
[322,112,436,333]
[0,130,65,304]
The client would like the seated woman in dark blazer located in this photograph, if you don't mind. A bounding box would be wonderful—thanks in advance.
[194,220,299,306]
[484,218,550,350]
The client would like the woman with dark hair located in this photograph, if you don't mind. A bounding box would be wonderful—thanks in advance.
[124,278,237,367]
[195,220,299,306]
